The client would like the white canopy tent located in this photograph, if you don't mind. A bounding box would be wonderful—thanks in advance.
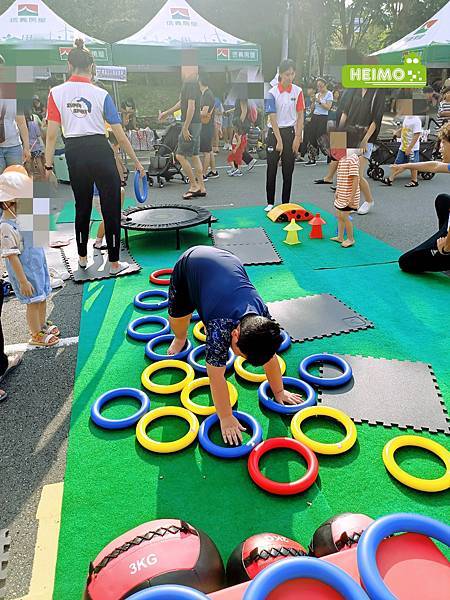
[373,1,450,67]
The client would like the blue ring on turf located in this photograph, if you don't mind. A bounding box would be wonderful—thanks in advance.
[199,410,263,459]
[191,311,201,322]
[357,513,450,600]
[145,334,193,362]
[278,330,291,353]
[127,315,170,342]
[90,388,150,430]
[128,585,209,600]
[134,290,169,311]
[298,353,353,388]
[243,556,369,600]
[187,344,235,374]
[258,377,317,415]
[134,170,148,203]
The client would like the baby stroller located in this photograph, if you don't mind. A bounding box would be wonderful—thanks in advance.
[367,134,440,182]
[147,122,189,188]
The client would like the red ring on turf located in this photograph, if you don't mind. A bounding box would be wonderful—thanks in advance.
[248,437,319,496]
[149,268,173,285]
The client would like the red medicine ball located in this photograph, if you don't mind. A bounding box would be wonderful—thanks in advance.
[86,519,225,600]
[309,512,374,558]
[226,532,307,586]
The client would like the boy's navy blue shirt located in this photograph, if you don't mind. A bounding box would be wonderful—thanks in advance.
[171,246,269,367]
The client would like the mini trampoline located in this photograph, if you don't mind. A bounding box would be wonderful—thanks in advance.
[121,204,212,250]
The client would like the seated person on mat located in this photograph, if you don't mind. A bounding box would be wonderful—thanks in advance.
[393,122,450,273]
[168,246,302,445]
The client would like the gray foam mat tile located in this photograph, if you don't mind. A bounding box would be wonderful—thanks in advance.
[267,294,373,342]
[61,240,141,282]
[0,529,11,599]
[318,355,449,435]
[212,227,282,265]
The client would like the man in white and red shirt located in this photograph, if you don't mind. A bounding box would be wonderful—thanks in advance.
[264,59,305,211]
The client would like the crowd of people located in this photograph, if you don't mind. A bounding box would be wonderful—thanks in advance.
[0,44,449,404]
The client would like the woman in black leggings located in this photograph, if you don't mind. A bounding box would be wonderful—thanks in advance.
[393,124,450,273]
[45,40,145,275]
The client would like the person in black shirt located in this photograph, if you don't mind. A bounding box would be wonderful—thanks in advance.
[339,88,385,215]
[159,73,206,199]
[198,73,218,179]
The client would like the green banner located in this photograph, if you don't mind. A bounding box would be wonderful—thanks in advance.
[342,54,427,88]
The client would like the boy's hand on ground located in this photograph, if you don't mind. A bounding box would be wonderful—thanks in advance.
[274,390,304,405]
[220,415,246,446]
[20,279,34,297]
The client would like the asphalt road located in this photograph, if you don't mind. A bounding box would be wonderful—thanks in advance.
[0,151,446,599]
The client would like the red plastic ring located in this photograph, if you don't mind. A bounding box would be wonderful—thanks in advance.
[149,268,173,286]
[248,437,319,495]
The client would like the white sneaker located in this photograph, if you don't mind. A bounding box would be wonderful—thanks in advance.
[247,158,257,171]
[231,169,243,177]
[265,204,274,212]
[78,257,88,269]
[110,261,129,275]
[50,276,65,289]
[49,267,70,281]
[357,201,373,215]
[227,168,237,176]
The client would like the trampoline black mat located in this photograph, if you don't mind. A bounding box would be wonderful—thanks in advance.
[121,204,211,231]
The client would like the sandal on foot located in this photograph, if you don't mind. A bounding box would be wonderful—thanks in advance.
[405,181,419,187]
[29,332,60,347]
[381,177,393,186]
[43,321,60,336]
[0,354,23,383]
[182,190,199,200]
[314,178,333,184]
[330,236,344,243]
[0,389,7,402]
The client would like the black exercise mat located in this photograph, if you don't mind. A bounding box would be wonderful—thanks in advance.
[61,240,141,283]
[319,355,449,435]
[212,227,282,265]
[0,529,10,599]
[267,294,373,342]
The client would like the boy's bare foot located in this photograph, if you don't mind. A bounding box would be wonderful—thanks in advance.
[341,239,355,248]
[330,236,344,243]
[168,337,187,355]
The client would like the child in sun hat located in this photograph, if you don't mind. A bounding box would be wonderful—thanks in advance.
[0,167,60,347]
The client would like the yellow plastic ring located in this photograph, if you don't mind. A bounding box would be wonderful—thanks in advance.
[234,354,286,383]
[193,321,207,342]
[382,435,450,493]
[180,377,238,415]
[141,359,195,394]
[136,406,199,453]
[290,406,357,455]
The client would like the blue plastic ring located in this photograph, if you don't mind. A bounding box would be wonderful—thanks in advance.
[134,290,169,311]
[278,330,291,353]
[128,585,209,600]
[199,410,263,459]
[357,513,450,600]
[191,311,201,322]
[145,334,192,362]
[134,170,148,203]
[243,556,369,600]
[298,353,353,388]
[187,344,235,375]
[90,387,150,430]
[127,315,170,342]
[258,377,317,415]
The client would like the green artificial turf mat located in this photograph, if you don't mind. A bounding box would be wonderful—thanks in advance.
[54,204,450,598]
[56,196,137,224]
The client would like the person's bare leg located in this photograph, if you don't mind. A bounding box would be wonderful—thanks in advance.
[191,156,206,193]
[202,153,211,176]
[359,156,373,203]
[168,314,192,354]
[210,151,216,172]
[330,210,345,242]
[27,303,43,336]
[341,213,355,247]
[324,160,338,182]
[176,154,199,192]
[38,300,46,330]
[409,166,418,184]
